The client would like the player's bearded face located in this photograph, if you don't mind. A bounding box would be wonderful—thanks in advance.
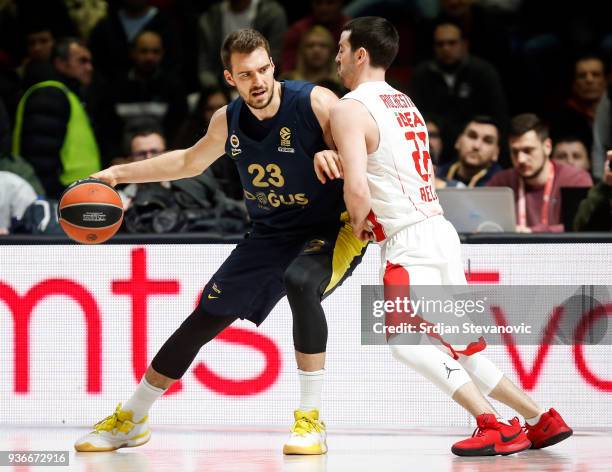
[336,31,355,87]
[244,72,275,109]
[228,49,275,109]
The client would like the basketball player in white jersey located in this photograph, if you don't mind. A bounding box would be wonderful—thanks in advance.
[314,16,573,456]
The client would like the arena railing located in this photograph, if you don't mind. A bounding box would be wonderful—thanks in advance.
[0,232,611,245]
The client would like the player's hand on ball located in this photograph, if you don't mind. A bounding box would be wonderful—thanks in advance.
[90,167,119,187]
[314,150,343,183]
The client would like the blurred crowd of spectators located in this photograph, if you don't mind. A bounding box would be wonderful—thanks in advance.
[0,0,610,235]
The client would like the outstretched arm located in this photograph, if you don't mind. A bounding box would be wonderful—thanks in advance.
[330,99,373,241]
[92,106,229,186]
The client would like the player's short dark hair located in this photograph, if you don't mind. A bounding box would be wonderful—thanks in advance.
[341,16,399,69]
[221,29,271,72]
[509,113,549,141]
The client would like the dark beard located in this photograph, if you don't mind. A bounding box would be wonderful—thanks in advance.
[524,159,547,181]
[247,84,275,110]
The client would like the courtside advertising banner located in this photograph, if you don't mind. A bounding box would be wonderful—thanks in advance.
[1,243,611,428]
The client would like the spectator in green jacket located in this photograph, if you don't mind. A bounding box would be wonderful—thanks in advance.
[12,37,101,198]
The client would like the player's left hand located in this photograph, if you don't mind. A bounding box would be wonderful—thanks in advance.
[314,150,343,184]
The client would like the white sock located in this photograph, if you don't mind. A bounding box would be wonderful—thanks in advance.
[298,369,324,412]
[123,377,165,422]
[525,411,544,426]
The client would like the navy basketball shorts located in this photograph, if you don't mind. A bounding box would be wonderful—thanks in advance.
[199,217,368,325]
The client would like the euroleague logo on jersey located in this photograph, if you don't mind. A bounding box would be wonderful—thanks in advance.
[278,127,295,153]
[230,134,242,157]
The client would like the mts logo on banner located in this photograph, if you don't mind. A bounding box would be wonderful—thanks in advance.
[0,248,280,396]
[1,249,611,395]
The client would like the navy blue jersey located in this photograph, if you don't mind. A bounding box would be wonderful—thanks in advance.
[225,80,344,233]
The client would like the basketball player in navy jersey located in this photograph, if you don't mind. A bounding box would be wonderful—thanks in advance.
[74,29,366,455]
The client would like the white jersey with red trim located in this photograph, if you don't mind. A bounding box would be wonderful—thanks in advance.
[342,81,443,242]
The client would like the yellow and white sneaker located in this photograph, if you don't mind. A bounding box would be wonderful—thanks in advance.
[74,403,151,452]
[283,409,327,455]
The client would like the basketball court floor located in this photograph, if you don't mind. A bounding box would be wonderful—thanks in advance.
[1,426,610,471]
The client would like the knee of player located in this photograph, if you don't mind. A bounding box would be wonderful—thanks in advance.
[389,344,416,366]
[283,264,320,297]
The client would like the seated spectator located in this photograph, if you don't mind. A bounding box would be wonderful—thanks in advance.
[145,0,201,93]
[281,25,341,88]
[0,171,38,234]
[552,136,591,173]
[129,122,167,162]
[425,115,444,168]
[173,87,229,149]
[102,29,188,149]
[0,1,73,115]
[592,83,612,180]
[4,0,74,67]
[548,55,607,155]
[574,150,612,231]
[64,0,107,40]
[12,37,101,199]
[487,113,593,233]
[282,0,350,73]
[17,22,56,88]
[409,19,508,166]
[172,87,242,200]
[115,118,168,209]
[437,116,502,188]
[88,0,180,80]
[118,119,248,234]
[23,25,55,64]
[416,0,512,80]
[198,0,286,90]
[0,97,45,195]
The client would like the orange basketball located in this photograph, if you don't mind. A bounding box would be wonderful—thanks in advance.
[58,179,124,244]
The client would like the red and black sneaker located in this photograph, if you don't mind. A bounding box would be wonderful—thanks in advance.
[525,408,573,449]
[452,414,531,456]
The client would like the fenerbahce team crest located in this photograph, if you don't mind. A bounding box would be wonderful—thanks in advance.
[230,134,241,157]
[278,127,295,153]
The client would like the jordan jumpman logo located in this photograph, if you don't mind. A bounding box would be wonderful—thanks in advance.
[444,363,460,379]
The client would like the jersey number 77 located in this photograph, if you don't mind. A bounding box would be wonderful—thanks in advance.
[405,130,431,182]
